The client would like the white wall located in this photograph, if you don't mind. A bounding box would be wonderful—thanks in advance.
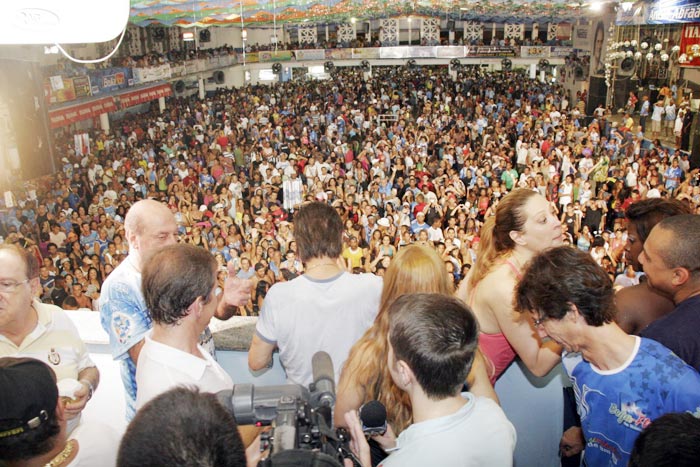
[204,26,282,49]
[247,27,283,47]
[207,27,242,49]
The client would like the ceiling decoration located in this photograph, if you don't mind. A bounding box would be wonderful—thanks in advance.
[129,1,592,28]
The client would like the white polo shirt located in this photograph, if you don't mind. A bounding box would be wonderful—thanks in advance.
[135,333,233,410]
[0,300,95,382]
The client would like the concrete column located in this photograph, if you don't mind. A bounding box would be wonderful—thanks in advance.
[158,96,166,112]
[198,77,205,100]
[99,113,110,133]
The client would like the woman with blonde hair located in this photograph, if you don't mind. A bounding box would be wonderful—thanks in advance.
[335,244,494,436]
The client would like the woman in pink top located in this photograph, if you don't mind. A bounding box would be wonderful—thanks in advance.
[457,188,563,383]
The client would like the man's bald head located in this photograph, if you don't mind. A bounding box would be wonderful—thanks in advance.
[124,200,179,264]
[124,199,172,238]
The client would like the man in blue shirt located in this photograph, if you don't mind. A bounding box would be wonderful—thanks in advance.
[639,96,651,132]
[78,222,98,256]
[663,158,683,195]
[99,199,251,420]
[516,247,700,467]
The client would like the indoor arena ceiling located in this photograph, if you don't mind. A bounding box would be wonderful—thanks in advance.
[129,0,596,27]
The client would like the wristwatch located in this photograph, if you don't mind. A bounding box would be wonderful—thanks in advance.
[80,379,95,400]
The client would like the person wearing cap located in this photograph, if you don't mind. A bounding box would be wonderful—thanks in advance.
[99,199,252,420]
[410,211,429,235]
[0,245,99,426]
[0,357,119,467]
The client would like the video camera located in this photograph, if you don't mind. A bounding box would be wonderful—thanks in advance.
[217,351,359,467]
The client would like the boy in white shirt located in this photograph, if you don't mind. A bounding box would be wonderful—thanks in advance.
[345,293,516,467]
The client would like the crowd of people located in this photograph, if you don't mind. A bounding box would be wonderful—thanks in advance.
[2,63,700,466]
[4,66,698,315]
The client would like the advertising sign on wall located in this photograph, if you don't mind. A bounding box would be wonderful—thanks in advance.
[72,76,91,98]
[521,46,551,58]
[617,0,700,25]
[573,24,592,50]
[680,23,700,66]
[89,68,132,94]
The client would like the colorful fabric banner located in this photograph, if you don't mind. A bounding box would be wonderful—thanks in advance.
[74,133,90,156]
[72,76,91,98]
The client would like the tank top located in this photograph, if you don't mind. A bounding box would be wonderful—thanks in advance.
[470,258,521,384]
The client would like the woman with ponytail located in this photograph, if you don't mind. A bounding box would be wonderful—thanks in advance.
[457,188,564,382]
[457,188,571,467]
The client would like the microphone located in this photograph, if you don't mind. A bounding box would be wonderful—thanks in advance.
[311,351,335,408]
[359,400,387,437]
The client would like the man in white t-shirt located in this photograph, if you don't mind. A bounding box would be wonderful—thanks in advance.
[135,244,233,410]
[345,294,516,467]
[249,202,382,386]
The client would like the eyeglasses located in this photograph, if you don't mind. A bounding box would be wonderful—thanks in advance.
[533,316,548,327]
[0,279,30,294]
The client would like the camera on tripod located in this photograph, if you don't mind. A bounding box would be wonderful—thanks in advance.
[217,351,358,467]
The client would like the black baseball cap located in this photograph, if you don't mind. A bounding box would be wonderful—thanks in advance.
[0,358,57,439]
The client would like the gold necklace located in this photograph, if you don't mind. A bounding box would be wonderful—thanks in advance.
[304,261,339,273]
[45,439,75,467]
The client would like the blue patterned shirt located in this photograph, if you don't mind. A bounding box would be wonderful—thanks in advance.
[563,337,700,467]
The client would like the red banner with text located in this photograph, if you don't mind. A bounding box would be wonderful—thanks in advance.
[118,83,172,108]
[680,23,700,67]
[48,97,117,129]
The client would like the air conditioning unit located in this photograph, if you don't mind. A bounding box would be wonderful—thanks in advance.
[207,70,225,84]
[173,79,198,93]
[152,28,166,41]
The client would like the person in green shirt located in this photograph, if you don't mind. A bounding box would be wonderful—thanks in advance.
[500,161,519,191]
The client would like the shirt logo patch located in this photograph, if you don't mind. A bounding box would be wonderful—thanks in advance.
[112,312,133,345]
[48,347,61,365]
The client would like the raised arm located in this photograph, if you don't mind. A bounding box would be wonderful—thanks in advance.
[487,281,562,377]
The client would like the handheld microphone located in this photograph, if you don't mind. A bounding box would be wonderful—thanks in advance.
[311,351,335,408]
[359,400,387,437]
